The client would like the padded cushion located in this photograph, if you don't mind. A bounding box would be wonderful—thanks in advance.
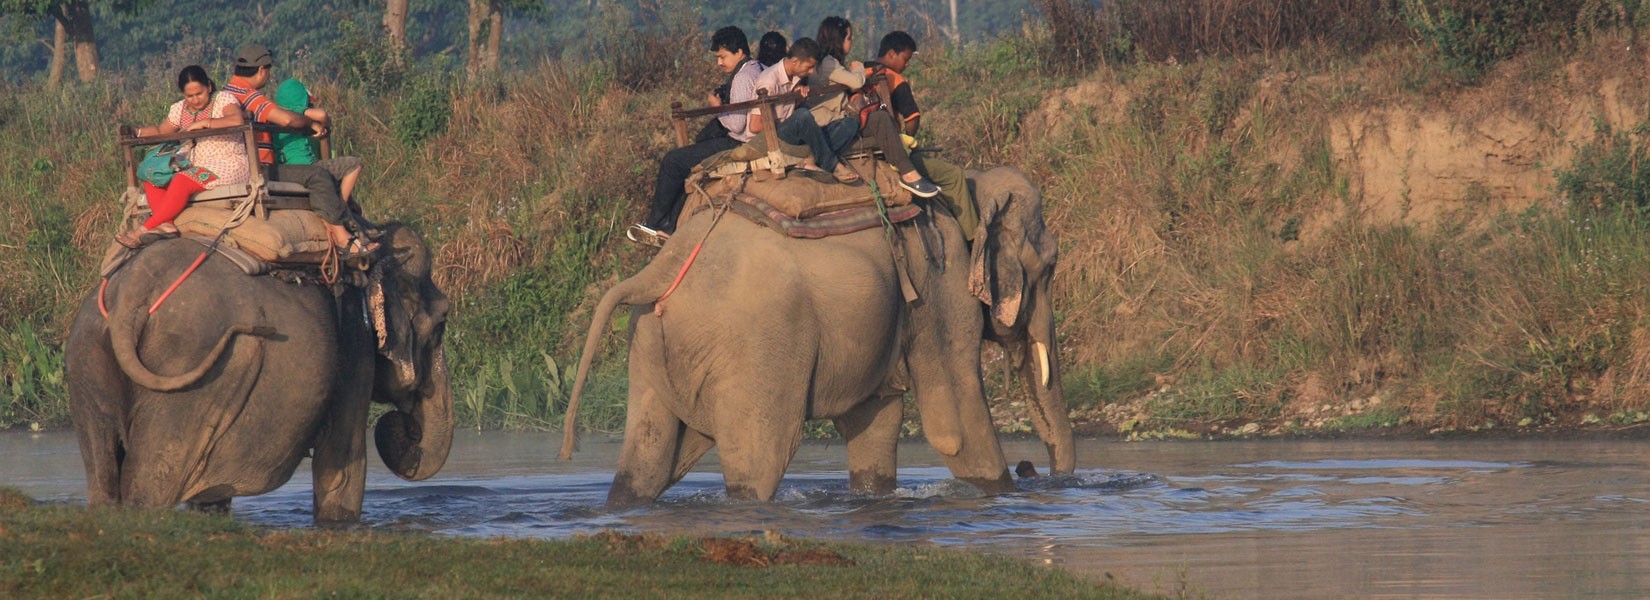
[174,205,332,264]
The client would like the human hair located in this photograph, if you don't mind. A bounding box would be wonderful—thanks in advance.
[232,65,262,78]
[709,26,750,56]
[788,37,822,62]
[878,30,918,58]
[176,64,215,94]
[757,31,787,67]
[816,16,851,63]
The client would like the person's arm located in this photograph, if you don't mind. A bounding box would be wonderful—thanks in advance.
[186,95,245,131]
[890,82,922,136]
[827,58,866,89]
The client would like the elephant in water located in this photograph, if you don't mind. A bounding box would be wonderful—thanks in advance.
[969,167,1075,474]
[66,224,452,523]
[562,199,1023,507]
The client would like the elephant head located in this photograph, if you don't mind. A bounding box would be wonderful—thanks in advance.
[968,167,1076,474]
[367,223,454,481]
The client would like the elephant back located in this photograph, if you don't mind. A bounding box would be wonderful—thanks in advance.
[683,156,921,240]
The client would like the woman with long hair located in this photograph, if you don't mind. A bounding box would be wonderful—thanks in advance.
[119,65,249,248]
[808,17,940,198]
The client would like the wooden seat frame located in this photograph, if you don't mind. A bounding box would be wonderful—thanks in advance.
[667,75,899,178]
[115,122,331,223]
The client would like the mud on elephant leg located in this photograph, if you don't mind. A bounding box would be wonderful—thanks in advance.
[834,393,903,495]
[607,378,692,509]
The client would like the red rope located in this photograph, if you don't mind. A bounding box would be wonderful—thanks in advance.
[653,241,704,317]
[149,250,210,315]
[98,279,110,318]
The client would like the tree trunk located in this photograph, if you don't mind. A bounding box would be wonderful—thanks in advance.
[466,0,500,79]
[384,0,408,62]
[47,20,67,90]
[59,0,99,82]
[949,0,960,46]
[486,7,502,71]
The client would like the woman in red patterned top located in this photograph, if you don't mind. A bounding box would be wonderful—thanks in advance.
[118,65,249,248]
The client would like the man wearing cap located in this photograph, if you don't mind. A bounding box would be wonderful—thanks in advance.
[225,44,371,255]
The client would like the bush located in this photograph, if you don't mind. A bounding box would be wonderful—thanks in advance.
[590,0,705,93]
[332,17,408,92]
[390,70,452,147]
[1402,0,1587,81]
[1557,120,1650,219]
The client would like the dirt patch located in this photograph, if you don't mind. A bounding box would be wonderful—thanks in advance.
[588,531,855,569]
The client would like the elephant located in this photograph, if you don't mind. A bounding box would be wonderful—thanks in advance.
[560,199,1019,508]
[968,166,1076,474]
[66,223,452,523]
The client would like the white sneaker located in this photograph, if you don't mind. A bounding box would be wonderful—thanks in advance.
[627,223,668,247]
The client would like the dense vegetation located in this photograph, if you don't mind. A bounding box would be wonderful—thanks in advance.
[5,1,1650,438]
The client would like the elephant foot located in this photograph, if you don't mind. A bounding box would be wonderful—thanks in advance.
[960,471,1017,495]
[187,498,233,515]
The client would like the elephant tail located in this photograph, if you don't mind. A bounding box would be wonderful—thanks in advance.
[108,306,275,392]
[560,275,664,460]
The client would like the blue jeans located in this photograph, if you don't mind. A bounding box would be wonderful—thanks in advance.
[777,111,842,172]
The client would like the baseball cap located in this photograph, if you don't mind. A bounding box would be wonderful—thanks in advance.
[234,45,273,68]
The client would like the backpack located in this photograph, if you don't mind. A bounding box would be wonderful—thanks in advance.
[846,65,891,128]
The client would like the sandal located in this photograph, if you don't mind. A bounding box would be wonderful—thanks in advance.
[832,165,863,185]
[115,229,146,249]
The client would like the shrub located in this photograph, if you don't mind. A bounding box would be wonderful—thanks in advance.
[589,0,705,93]
[390,70,451,147]
[332,17,408,92]
[1402,0,1587,81]
[1556,120,1650,219]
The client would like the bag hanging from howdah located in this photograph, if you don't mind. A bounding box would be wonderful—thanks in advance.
[137,141,191,187]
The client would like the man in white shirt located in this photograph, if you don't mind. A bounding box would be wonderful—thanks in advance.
[748,38,859,185]
[636,27,764,241]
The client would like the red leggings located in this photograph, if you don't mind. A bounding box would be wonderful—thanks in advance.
[141,176,207,230]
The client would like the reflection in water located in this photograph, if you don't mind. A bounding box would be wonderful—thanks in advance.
[3,431,1648,599]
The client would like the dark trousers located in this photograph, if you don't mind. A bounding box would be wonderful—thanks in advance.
[776,111,841,172]
[822,117,859,158]
[860,111,917,175]
[646,136,740,233]
[266,163,347,226]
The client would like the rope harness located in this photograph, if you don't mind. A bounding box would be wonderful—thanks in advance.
[101,192,259,318]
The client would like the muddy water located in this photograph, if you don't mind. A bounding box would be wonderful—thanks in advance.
[4,431,1648,599]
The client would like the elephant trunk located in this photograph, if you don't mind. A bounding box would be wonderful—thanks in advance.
[108,305,273,392]
[1023,281,1075,474]
[561,276,661,460]
[375,348,454,481]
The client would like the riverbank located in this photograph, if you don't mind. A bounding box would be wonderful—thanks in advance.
[0,488,1153,599]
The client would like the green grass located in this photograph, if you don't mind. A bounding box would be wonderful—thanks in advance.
[0,493,1156,599]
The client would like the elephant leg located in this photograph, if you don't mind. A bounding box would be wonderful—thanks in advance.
[607,386,688,509]
[714,392,806,502]
[311,301,372,524]
[667,427,717,488]
[68,309,129,506]
[834,393,903,495]
[312,336,372,524]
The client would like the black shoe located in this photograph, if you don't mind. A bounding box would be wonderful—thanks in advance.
[899,176,941,198]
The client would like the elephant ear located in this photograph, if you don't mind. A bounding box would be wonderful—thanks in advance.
[970,168,1043,330]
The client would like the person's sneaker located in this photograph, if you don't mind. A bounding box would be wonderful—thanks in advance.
[626,223,669,247]
[899,176,942,198]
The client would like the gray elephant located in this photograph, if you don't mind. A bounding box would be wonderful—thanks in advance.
[561,201,1020,507]
[66,224,452,523]
[969,166,1075,474]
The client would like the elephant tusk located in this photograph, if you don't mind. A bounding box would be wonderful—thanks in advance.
[1036,342,1051,389]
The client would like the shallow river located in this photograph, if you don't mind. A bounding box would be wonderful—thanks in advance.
[5,431,1648,599]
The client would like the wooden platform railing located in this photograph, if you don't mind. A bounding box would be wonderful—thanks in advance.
[666,75,897,177]
[116,122,332,219]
